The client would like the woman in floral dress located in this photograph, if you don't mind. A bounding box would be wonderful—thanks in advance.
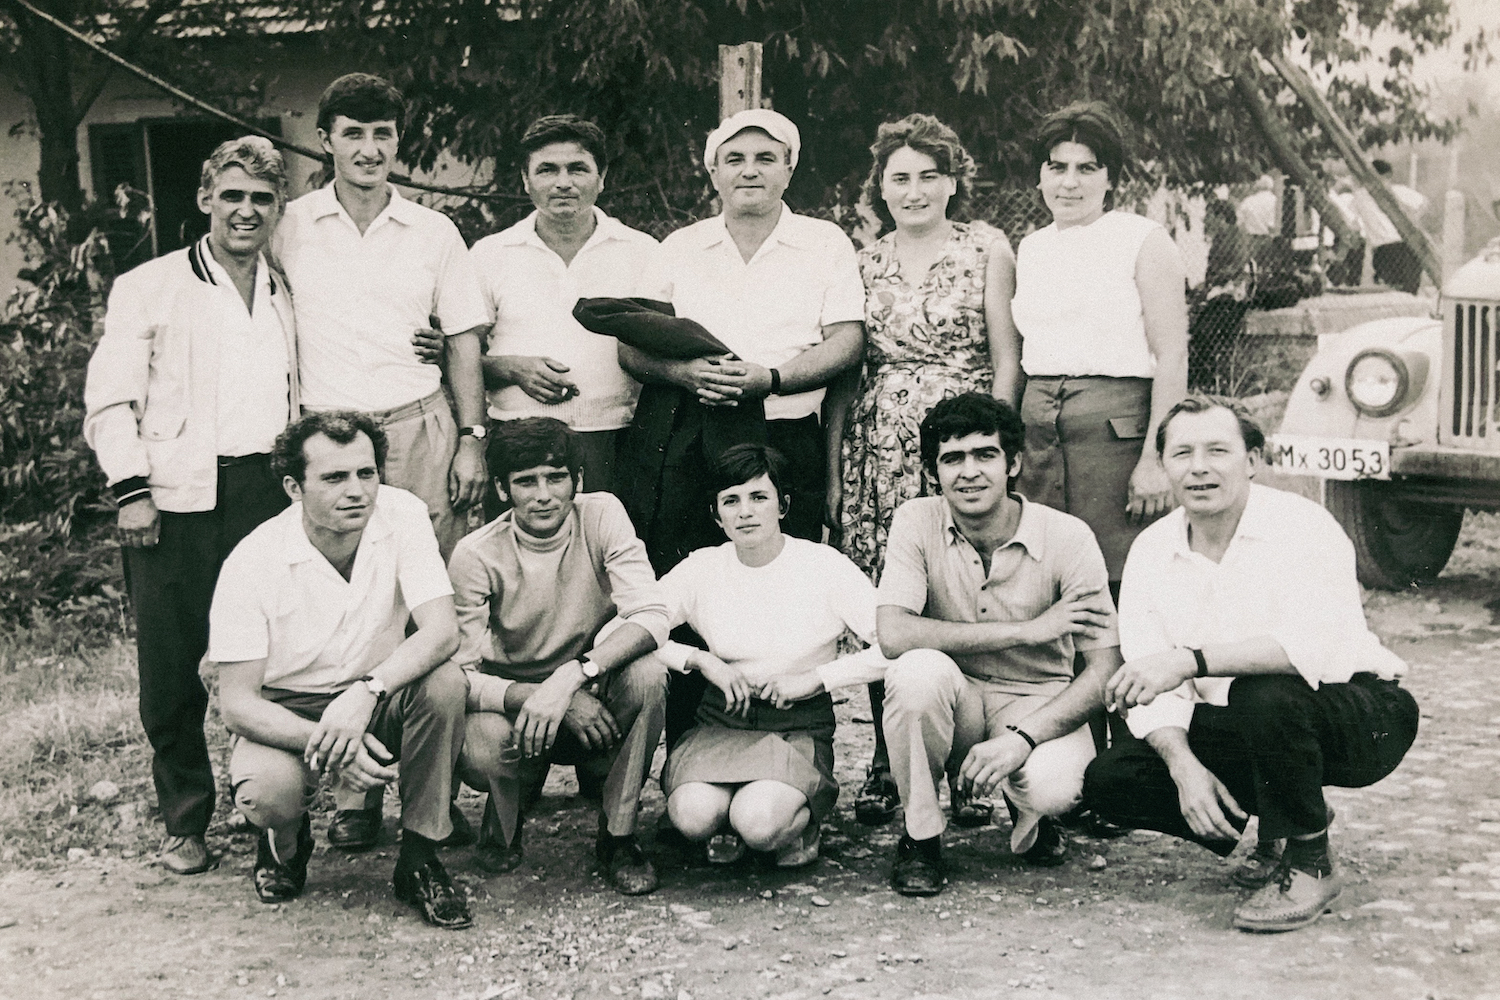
[826,113,1018,825]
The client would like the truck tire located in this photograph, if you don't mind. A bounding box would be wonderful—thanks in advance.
[1324,480,1464,589]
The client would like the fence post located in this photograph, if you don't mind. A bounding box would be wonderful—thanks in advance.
[718,43,763,118]
[1443,190,1466,284]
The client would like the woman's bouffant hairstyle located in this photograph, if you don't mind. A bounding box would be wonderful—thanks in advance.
[273,411,389,485]
[863,114,976,233]
[1030,101,1130,211]
[487,417,583,489]
[707,443,790,516]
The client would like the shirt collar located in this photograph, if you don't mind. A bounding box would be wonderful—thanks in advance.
[196,236,273,297]
[1169,483,1275,561]
[497,207,623,252]
[310,183,417,229]
[941,493,1043,561]
[695,202,816,252]
[280,491,396,566]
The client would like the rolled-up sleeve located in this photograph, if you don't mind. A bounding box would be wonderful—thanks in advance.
[433,223,492,335]
[208,545,271,664]
[876,503,929,614]
[1117,529,1195,738]
[819,230,866,327]
[1057,519,1119,652]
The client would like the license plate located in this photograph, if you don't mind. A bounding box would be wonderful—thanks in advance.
[1266,435,1391,480]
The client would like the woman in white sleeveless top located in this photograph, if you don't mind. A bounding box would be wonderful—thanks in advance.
[997,102,1188,588]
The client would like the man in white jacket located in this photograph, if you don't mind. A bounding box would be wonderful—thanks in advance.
[83,136,298,876]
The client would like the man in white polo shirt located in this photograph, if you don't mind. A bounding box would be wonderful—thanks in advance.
[468,115,657,499]
[276,73,491,565]
[210,411,471,929]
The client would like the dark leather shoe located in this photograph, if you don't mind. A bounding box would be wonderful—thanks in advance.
[1059,805,1129,840]
[393,855,473,929]
[890,835,946,897]
[253,815,312,903]
[437,802,476,849]
[948,777,992,829]
[855,766,900,826]
[1020,816,1070,867]
[474,795,523,874]
[597,817,658,896]
[327,807,381,851]
[159,834,217,875]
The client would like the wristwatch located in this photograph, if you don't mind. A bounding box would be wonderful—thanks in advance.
[357,674,389,703]
[458,424,488,440]
[578,657,601,680]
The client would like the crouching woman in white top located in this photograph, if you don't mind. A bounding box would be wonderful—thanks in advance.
[654,444,888,867]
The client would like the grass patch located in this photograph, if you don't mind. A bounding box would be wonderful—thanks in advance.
[0,615,234,867]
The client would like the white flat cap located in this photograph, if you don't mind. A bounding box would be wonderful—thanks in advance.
[703,109,801,172]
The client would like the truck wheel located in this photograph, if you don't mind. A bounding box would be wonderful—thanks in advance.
[1324,480,1464,589]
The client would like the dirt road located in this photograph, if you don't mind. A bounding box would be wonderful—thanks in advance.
[4,519,1499,1000]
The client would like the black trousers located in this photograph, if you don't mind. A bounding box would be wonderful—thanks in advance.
[661,414,827,753]
[122,457,289,836]
[1082,673,1418,852]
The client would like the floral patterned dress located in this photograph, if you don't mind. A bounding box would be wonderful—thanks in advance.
[839,220,1001,580]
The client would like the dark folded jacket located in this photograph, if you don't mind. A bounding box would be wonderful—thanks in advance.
[573,297,767,574]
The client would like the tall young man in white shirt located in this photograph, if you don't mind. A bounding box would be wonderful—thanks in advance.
[275,74,491,567]
[467,115,657,498]
[210,412,471,929]
[1086,396,1419,932]
[84,137,297,876]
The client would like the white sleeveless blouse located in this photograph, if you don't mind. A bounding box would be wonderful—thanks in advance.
[1011,210,1165,379]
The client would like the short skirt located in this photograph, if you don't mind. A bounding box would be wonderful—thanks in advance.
[662,686,839,824]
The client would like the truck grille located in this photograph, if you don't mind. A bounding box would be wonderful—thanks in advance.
[1444,299,1499,447]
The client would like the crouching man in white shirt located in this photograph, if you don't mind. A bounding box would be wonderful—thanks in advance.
[209,412,472,929]
[1083,396,1418,933]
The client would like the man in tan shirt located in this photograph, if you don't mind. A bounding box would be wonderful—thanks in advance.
[449,417,669,894]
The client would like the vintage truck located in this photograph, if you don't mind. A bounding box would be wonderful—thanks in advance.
[1269,239,1500,588]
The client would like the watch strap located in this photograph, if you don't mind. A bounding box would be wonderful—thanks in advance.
[1005,724,1037,751]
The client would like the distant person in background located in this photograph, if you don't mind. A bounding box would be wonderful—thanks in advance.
[84,136,296,877]
[829,113,1018,830]
[1236,175,1278,238]
[1188,199,1255,390]
[464,115,658,502]
[1358,159,1427,295]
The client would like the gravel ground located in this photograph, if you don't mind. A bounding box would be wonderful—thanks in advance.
[3,513,1498,1000]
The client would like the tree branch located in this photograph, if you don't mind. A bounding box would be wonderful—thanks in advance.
[72,0,187,125]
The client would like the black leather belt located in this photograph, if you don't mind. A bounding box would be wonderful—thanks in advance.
[217,452,271,468]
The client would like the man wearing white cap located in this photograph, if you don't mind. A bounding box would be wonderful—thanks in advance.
[624,109,865,550]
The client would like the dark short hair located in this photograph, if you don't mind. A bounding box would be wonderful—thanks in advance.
[199,136,288,203]
[919,393,1026,479]
[863,113,976,233]
[487,417,581,488]
[1205,198,1237,227]
[273,411,389,485]
[1371,159,1393,177]
[1030,101,1129,211]
[520,114,608,175]
[708,444,788,510]
[317,73,405,135]
[1155,394,1266,456]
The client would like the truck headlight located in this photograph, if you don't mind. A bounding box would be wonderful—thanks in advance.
[1345,348,1427,418]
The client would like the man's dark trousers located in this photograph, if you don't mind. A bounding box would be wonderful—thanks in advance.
[1083,674,1418,852]
[122,457,288,837]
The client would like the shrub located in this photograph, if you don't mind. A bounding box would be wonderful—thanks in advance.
[0,184,136,633]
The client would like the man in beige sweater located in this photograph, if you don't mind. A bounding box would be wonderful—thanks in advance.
[450,417,669,894]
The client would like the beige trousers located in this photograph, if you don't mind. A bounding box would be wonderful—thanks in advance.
[882,648,1095,851]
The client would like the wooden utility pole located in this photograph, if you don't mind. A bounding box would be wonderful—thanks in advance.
[1265,50,1442,288]
[1232,66,1358,249]
[718,42,763,118]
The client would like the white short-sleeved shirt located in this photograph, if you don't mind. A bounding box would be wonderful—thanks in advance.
[640,206,864,421]
[200,241,290,457]
[208,485,455,693]
[275,185,490,412]
[1118,483,1407,738]
[471,209,657,430]
[1011,210,1168,379]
